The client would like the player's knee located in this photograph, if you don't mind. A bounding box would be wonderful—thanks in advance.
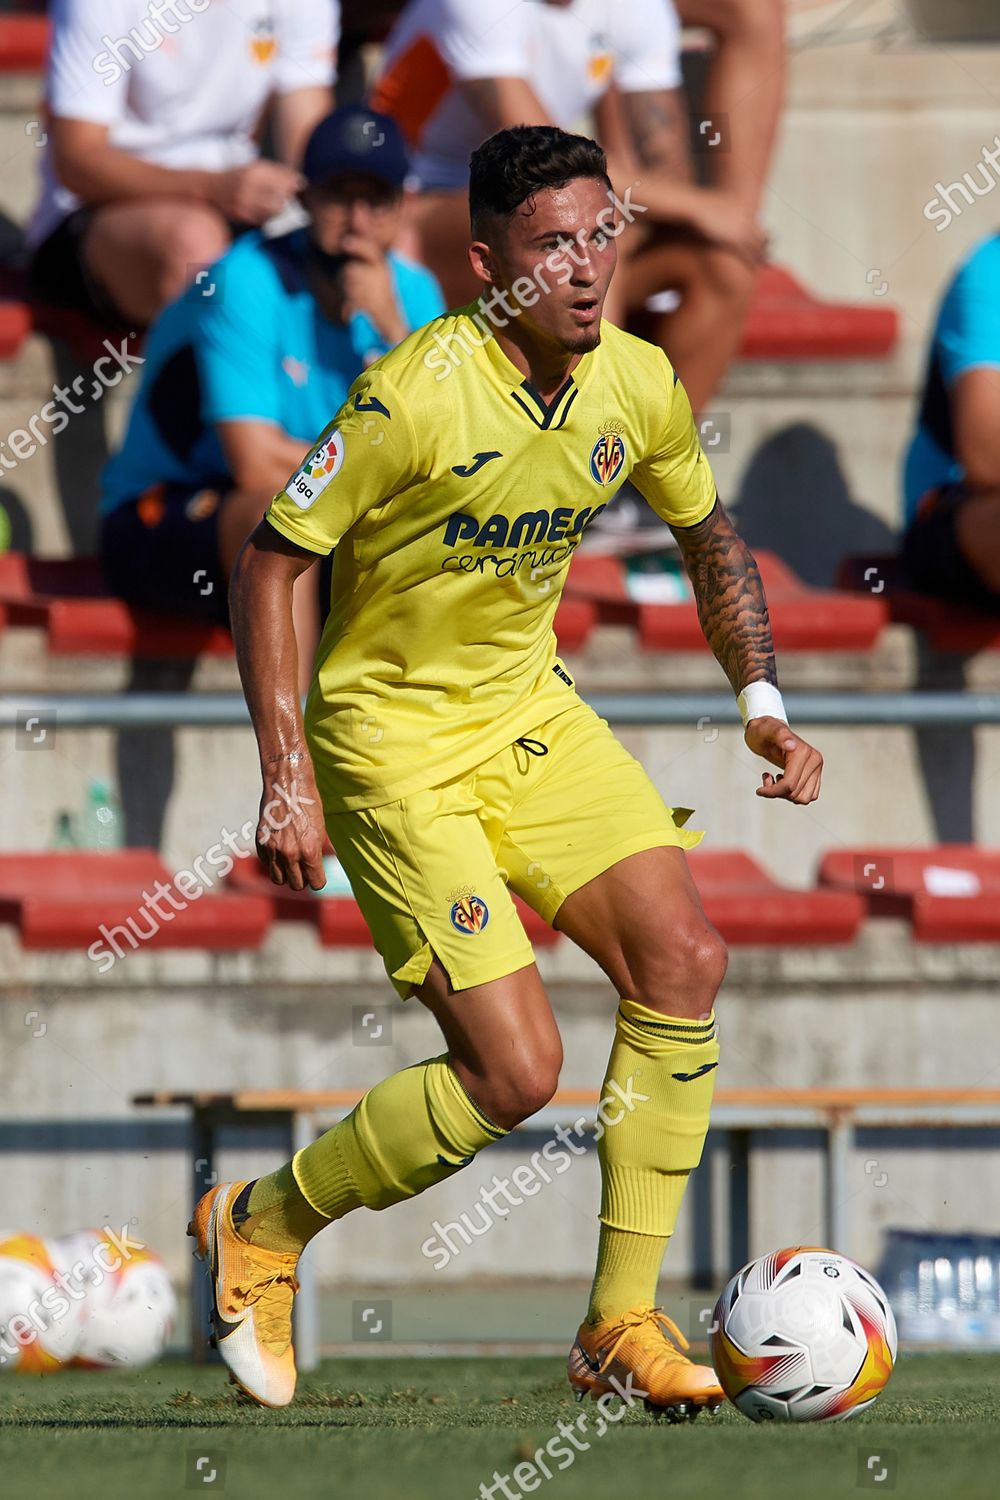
[633,913,728,1014]
[482,1047,562,1129]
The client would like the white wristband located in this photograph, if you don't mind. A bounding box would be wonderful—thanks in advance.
[737,681,788,727]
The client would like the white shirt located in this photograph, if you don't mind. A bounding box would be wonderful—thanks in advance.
[29,0,340,246]
[372,0,681,192]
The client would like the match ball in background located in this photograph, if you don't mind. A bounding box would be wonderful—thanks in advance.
[69,1231,176,1369]
[0,1233,83,1372]
[711,1247,897,1423]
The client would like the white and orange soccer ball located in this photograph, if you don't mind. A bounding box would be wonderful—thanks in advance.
[0,1232,84,1372]
[66,1230,176,1370]
[711,1246,897,1422]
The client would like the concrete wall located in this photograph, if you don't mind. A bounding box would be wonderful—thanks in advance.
[2,926,998,1300]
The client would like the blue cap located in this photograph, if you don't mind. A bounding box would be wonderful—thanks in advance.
[302,106,409,191]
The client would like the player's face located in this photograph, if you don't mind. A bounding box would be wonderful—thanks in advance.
[304,175,403,256]
[480,178,619,355]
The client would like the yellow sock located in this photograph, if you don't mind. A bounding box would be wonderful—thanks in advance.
[306,1053,504,1207]
[238,1057,505,1255]
[238,1162,329,1253]
[587,999,719,1323]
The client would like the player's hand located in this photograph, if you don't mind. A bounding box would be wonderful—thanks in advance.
[690,188,768,265]
[254,766,327,891]
[213,160,304,225]
[337,234,407,344]
[745,717,823,805]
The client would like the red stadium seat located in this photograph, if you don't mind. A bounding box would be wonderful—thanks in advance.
[688,850,864,945]
[566,550,887,653]
[228,858,561,948]
[0,301,32,360]
[553,596,597,651]
[0,553,233,656]
[0,851,272,951]
[817,845,1000,941]
[837,553,1000,652]
[738,265,898,360]
[0,15,48,72]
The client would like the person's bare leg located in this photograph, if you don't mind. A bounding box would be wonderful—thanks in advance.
[555,845,727,1016]
[414,958,563,1129]
[408,190,481,308]
[627,235,756,413]
[954,492,1000,596]
[82,200,231,326]
[555,845,726,1402]
[219,488,320,696]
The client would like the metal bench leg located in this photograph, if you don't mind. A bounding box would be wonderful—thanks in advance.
[190,1107,219,1364]
[291,1111,320,1373]
[826,1115,852,1254]
[728,1129,750,1270]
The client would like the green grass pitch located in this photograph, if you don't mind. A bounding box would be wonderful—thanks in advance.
[1,1354,997,1500]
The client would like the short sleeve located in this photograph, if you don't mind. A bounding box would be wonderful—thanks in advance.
[613,0,682,93]
[198,242,283,427]
[266,369,418,554]
[629,355,718,528]
[433,0,533,81]
[938,237,1000,387]
[272,0,340,92]
[49,0,134,124]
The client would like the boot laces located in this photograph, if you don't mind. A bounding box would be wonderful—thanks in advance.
[598,1305,691,1374]
[233,1270,299,1350]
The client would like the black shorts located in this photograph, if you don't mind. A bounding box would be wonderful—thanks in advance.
[29,210,131,328]
[902,483,1000,612]
[100,482,233,625]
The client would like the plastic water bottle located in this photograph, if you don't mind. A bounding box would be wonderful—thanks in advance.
[881,1229,1000,1347]
[80,779,122,851]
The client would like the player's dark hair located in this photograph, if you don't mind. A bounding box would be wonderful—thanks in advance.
[469,125,611,236]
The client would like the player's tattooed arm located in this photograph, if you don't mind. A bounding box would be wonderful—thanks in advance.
[669,497,777,694]
[620,87,693,176]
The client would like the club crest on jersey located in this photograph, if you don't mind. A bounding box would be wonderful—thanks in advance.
[449,890,490,935]
[590,423,626,487]
[286,429,345,509]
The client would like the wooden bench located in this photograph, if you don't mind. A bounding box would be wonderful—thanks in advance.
[134,1085,1000,1368]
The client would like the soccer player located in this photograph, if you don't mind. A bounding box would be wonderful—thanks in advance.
[190,124,823,1413]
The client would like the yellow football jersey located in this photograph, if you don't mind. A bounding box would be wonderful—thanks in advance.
[266,306,717,812]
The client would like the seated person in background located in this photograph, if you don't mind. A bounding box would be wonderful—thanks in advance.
[27,0,340,328]
[903,233,1000,612]
[99,107,446,689]
[371,0,779,412]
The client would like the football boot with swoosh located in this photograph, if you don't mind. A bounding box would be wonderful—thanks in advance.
[188,1181,300,1408]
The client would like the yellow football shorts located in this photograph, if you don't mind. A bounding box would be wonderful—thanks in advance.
[325,698,704,998]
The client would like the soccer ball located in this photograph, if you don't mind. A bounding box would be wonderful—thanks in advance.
[711,1246,897,1422]
[0,1233,84,1372]
[68,1231,176,1369]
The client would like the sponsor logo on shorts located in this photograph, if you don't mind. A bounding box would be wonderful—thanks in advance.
[450,893,490,934]
[286,429,345,509]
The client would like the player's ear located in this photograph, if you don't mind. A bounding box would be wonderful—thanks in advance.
[468,238,498,288]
